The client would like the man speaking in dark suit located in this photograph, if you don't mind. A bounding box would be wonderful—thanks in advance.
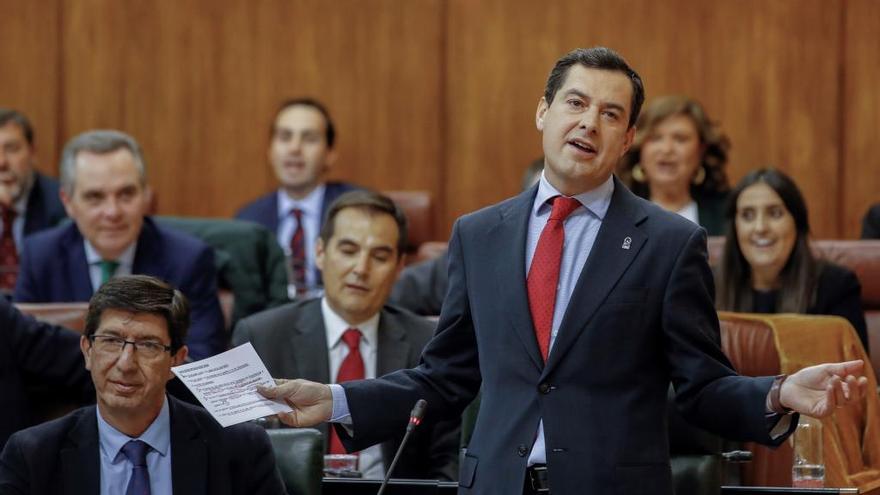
[236,98,359,298]
[0,275,285,494]
[259,47,868,494]
[234,190,459,480]
[13,130,225,360]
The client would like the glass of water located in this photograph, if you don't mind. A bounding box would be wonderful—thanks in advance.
[792,416,824,488]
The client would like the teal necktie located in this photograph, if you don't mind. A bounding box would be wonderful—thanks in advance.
[99,260,120,285]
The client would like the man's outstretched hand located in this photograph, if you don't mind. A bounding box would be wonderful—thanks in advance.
[258,378,333,427]
[781,359,869,418]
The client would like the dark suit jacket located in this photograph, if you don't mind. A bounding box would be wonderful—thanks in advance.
[339,178,792,495]
[751,262,869,352]
[22,172,66,236]
[232,298,459,481]
[390,250,449,316]
[695,190,728,237]
[0,299,93,448]
[234,182,359,285]
[862,203,880,239]
[0,396,285,495]
[13,217,225,360]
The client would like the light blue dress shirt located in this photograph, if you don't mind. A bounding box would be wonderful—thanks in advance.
[524,172,613,465]
[96,395,173,495]
[276,184,326,295]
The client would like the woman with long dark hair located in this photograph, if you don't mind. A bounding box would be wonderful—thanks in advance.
[715,168,868,352]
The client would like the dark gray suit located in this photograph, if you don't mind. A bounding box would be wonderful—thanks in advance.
[232,298,459,480]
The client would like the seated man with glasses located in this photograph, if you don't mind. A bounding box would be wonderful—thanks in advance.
[0,275,285,495]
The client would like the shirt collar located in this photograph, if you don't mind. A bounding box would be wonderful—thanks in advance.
[84,238,138,267]
[277,183,327,220]
[320,297,380,350]
[97,395,171,464]
[532,171,614,220]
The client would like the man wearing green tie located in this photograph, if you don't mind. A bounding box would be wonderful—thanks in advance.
[13,130,226,360]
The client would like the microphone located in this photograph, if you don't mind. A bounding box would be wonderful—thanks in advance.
[376,399,428,495]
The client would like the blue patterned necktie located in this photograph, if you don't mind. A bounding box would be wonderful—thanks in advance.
[120,440,151,495]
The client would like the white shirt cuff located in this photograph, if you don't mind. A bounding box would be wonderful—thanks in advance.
[329,383,353,425]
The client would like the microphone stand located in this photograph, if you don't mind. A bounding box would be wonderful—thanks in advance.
[376,399,427,495]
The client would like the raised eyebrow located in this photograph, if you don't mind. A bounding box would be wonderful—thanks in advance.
[562,89,588,101]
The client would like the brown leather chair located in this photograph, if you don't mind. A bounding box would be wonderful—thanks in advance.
[383,190,435,261]
[719,312,880,493]
[14,302,90,334]
[709,238,880,376]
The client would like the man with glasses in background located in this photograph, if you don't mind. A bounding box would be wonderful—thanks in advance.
[0,275,285,494]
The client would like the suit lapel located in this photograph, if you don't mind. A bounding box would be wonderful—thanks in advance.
[375,309,409,376]
[65,226,94,299]
[290,303,332,383]
[543,180,647,376]
[170,398,208,495]
[60,408,100,495]
[132,218,168,277]
[489,187,544,371]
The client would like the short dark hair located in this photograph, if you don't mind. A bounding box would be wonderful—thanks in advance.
[319,190,408,257]
[543,47,645,128]
[0,108,35,146]
[272,98,336,148]
[85,275,190,352]
[716,168,819,314]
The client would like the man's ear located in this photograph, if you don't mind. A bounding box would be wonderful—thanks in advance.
[621,125,636,156]
[536,97,549,131]
[60,188,76,218]
[166,345,189,380]
[314,238,326,273]
[80,335,93,371]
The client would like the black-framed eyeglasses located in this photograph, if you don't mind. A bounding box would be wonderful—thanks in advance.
[87,335,173,359]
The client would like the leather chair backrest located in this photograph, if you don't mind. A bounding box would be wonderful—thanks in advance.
[157,216,289,327]
[383,190,435,256]
[266,428,324,495]
[14,302,90,334]
[719,312,880,492]
[718,312,789,487]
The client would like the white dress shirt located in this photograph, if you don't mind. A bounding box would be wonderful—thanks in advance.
[321,297,386,479]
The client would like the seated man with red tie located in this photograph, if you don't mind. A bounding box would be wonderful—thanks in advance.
[235,98,359,298]
[0,108,67,296]
[233,190,459,480]
[0,275,285,494]
[13,130,225,361]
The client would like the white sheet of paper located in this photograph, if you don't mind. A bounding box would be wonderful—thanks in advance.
[171,342,293,427]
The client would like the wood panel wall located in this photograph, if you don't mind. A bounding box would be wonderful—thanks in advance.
[1,0,875,239]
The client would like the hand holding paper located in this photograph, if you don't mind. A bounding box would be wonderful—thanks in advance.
[172,343,293,427]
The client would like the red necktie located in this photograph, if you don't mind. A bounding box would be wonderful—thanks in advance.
[329,328,365,455]
[288,208,307,296]
[0,207,19,292]
[527,196,581,361]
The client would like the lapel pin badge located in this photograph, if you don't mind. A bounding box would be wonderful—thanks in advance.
[622,236,632,250]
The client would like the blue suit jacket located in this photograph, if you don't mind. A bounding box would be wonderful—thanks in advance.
[339,178,793,495]
[0,298,93,449]
[23,172,66,236]
[0,396,285,495]
[235,182,359,285]
[13,217,225,360]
